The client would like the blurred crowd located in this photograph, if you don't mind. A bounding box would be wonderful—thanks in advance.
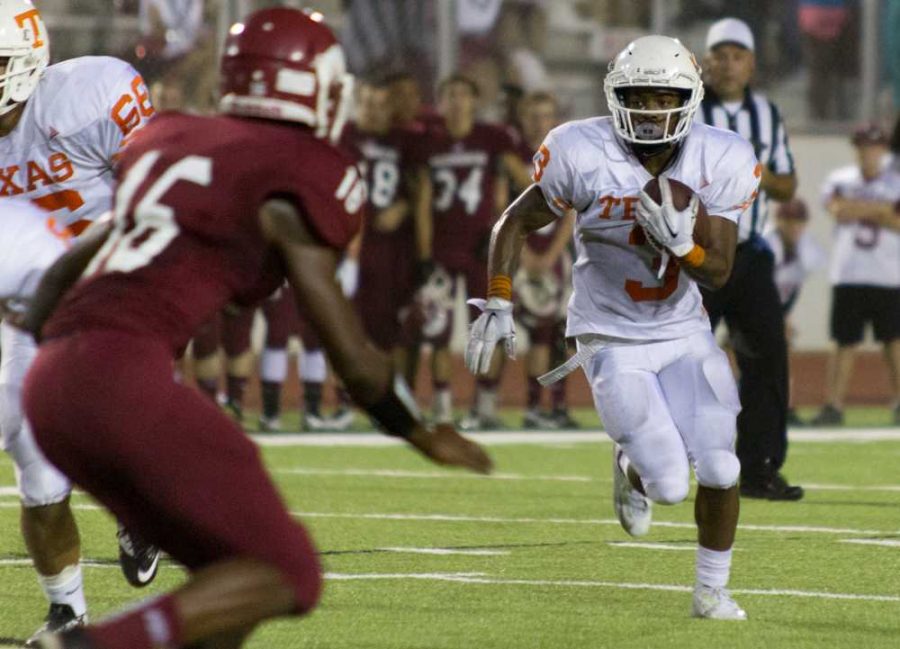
[31,0,900,430]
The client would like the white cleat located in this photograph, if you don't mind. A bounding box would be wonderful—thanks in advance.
[691,585,747,620]
[612,444,652,537]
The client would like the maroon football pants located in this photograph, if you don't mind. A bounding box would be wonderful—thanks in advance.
[23,330,322,613]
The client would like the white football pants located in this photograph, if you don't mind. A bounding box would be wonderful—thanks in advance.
[0,321,71,507]
[581,329,742,504]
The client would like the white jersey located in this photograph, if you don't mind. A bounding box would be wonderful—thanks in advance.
[822,160,900,288]
[0,199,67,304]
[0,56,154,235]
[763,229,826,309]
[535,118,759,341]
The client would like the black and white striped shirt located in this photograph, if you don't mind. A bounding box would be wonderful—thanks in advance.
[340,0,433,79]
[697,89,795,243]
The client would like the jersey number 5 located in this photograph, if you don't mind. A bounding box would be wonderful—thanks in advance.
[86,151,212,276]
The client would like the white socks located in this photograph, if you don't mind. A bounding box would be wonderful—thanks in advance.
[260,348,288,382]
[300,350,327,383]
[475,388,497,418]
[38,564,87,617]
[696,546,732,589]
[433,389,452,423]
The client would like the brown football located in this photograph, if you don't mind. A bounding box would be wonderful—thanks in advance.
[642,177,712,248]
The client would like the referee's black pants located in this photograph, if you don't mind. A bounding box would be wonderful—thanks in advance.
[701,235,789,482]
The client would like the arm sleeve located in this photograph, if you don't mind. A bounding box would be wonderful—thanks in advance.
[768,103,795,175]
[533,125,592,218]
[698,140,762,224]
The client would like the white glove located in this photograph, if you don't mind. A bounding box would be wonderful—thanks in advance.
[636,176,699,259]
[465,297,516,375]
[336,258,360,297]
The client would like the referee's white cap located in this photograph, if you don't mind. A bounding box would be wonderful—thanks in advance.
[706,17,755,52]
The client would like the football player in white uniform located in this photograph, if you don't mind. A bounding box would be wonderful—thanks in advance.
[467,36,760,619]
[0,0,158,641]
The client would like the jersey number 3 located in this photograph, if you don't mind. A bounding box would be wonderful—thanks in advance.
[86,151,212,276]
[624,224,679,301]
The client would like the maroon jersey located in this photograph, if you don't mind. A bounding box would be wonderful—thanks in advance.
[44,112,364,351]
[426,122,514,269]
[341,123,421,243]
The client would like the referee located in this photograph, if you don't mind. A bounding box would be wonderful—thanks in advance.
[696,18,803,501]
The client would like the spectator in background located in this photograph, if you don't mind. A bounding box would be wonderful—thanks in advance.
[763,199,827,425]
[697,18,803,501]
[421,74,531,428]
[811,125,900,426]
[341,0,434,102]
[139,0,204,60]
[798,0,856,120]
[508,92,576,428]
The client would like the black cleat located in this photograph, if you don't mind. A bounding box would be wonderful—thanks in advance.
[26,605,87,648]
[117,526,160,587]
[551,408,580,429]
[786,408,805,427]
[809,404,844,426]
[740,472,804,501]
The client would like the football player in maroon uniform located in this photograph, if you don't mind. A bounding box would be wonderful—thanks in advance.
[511,92,576,429]
[22,9,492,649]
[343,77,426,384]
[423,74,531,428]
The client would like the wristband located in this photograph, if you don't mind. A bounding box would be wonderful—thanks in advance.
[487,274,513,301]
[679,245,706,268]
[365,374,421,439]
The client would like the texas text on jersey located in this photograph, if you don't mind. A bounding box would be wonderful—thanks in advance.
[0,56,154,234]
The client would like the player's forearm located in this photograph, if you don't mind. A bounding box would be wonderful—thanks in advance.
[373,199,409,232]
[679,246,732,290]
[414,175,433,261]
[761,169,796,201]
[830,198,894,223]
[486,186,556,284]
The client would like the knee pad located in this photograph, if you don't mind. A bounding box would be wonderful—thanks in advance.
[8,425,71,507]
[644,475,690,505]
[0,383,23,452]
[695,449,741,489]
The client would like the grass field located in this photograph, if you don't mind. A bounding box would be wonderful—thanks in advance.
[0,415,898,648]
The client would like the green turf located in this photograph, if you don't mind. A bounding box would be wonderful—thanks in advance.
[1,433,898,648]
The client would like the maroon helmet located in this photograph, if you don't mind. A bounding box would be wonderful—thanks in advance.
[219,7,353,142]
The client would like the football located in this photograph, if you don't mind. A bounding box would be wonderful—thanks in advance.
[642,177,712,248]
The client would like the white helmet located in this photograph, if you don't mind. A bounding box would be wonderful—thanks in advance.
[0,1,49,117]
[604,35,703,147]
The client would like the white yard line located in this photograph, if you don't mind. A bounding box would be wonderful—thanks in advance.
[608,542,695,552]
[0,499,892,537]
[322,572,900,603]
[291,511,900,536]
[379,547,510,556]
[1,558,895,603]
[839,539,900,548]
[274,468,591,482]
[250,428,900,446]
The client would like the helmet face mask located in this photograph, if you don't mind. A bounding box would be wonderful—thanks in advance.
[0,1,50,117]
[604,35,703,148]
